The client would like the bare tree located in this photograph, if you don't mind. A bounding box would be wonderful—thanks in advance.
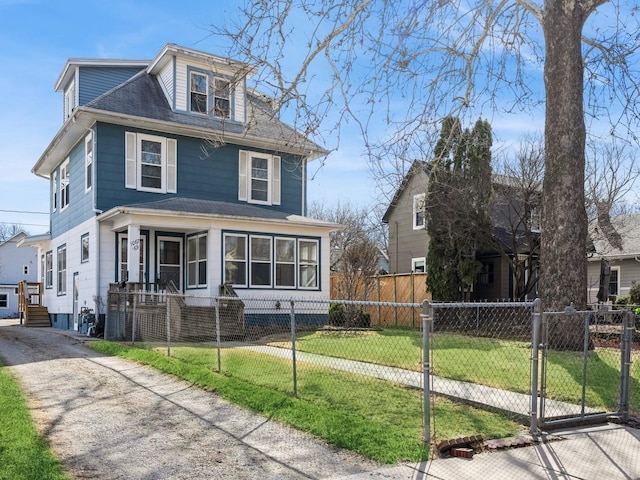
[215,1,640,322]
[493,134,544,300]
[0,224,24,243]
[308,201,383,301]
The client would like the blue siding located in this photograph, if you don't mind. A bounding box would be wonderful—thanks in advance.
[94,122,305,214]
[78,67,145,105]
[50,134,96,238]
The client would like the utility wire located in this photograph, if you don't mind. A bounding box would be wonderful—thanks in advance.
[0,209,49,215]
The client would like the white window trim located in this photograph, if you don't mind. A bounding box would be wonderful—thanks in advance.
[64,80,76,120]
[224,233,248,288]
[189,71,208,114]
[45,251,53,289]
[238,150,281,206]
[125,132,177,194]
[275,237,296,289]
[249,235,273,288]
[0,293,8,309]
[413,193,426,230]
[81,233,90,263]
[298,239,319,290]
[60,159,70,211]
[52,171,58,213]
[411,257,426,273]
[85,132,93,193]
[57,244,67,296]
[186,233,207,289]
[609,265,620,298]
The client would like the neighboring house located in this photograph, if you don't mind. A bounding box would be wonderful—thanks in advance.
[587,214,640,304]
[21,43,338,331]
[0,232,38,318]
[382,161,540,301]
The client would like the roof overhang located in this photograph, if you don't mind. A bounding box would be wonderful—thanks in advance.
[97,205,341,233]
[33,107,328,177]
[17,232,51,247]
[54,59,150,92]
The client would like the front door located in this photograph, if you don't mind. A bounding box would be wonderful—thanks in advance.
[157,237,182,290]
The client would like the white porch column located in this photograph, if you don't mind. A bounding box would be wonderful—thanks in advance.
[127,224,141,283]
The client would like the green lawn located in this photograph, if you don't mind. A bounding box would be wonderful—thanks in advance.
[0,364,69,480]
[91,341,522,463]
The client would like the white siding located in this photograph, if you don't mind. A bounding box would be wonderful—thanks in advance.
[159,60,175,107]
[234,81,245,123]
[175,58,188,111]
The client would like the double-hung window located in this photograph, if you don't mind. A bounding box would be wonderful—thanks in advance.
[190,71,208,114]
[85,133,93,192]
[224,234,247,286]
[45,251,53,289]
[609,266,620,297]
[413,193,425,229]
[60,159,70,210]
[187,233,207,288]
[250,236,272,287]
[57,245,67,295]
[238,151,281,205]
[125,132,177,193]
[52,171,58,212]
[223,233,319,290]
[64,80,75,120]
[299,240,318,289]
[275,238,296,288]
[214,78,230,118]
[81,233,90,263]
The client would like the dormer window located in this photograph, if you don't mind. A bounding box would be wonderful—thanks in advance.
[214,78,230,118]
[190,72,207,114]
[64,80,76,120]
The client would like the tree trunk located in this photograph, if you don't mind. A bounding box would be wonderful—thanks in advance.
[540,1,589,349]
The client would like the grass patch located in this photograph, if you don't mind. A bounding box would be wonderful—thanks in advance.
[90,341,522,463]
[0,363,68,480]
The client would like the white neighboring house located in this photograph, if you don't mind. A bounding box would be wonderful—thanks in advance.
[20,43,339,332]
[0,232,38,318]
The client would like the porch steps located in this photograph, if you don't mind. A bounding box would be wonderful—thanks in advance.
[25,306,51,328]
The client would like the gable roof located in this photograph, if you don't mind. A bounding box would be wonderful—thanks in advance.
[589,214,640,260]
[33,45,328,177]
[382,160,430,223]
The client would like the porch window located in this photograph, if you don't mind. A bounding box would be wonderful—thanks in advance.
[45,251,53,289]
[187,233,207,288]
[250,236,272,287]
[224,234,247,287]
[299,240,318,289]
[119,236,145,283]
[57,244,67,296]
[275,238,295,288]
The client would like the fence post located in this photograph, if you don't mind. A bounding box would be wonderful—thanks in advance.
[290,300,297,397]
[530,298,542,436]
[166,295,171,357]
[131,292,136,346]
[421,299,432,446]
[215,296,221,374]
[619,310,633,422]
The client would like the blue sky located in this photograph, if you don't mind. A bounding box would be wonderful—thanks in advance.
[0,0,380,236]
[0,0,553,237]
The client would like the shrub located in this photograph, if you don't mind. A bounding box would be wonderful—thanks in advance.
[329,304,371,328]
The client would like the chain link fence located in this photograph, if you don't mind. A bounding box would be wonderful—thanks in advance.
[105,289,638,453]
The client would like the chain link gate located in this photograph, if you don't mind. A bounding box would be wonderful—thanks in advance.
[533,306,633,431]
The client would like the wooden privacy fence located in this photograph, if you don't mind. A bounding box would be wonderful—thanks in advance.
[330,273,431,328]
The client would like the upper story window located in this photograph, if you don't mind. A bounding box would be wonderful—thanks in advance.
[238,150,281,206]
[85,133,93,192]
[530,207,541,232]
[64,80,76,120]
[214,78,230,118]
[60,159,70,211]
[413,193,425,230]
[52,171,58,213]
[190,72,208,114]
[125,132,177,193]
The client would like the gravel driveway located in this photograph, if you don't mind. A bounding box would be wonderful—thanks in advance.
[0,321,402,480]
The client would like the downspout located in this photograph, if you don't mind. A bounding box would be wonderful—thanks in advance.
[92,126,103,310]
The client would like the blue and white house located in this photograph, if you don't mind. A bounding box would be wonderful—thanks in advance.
[24,43,338,331]
[0,232,38,318]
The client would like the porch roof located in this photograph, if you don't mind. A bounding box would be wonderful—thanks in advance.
[97,198,340,231]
